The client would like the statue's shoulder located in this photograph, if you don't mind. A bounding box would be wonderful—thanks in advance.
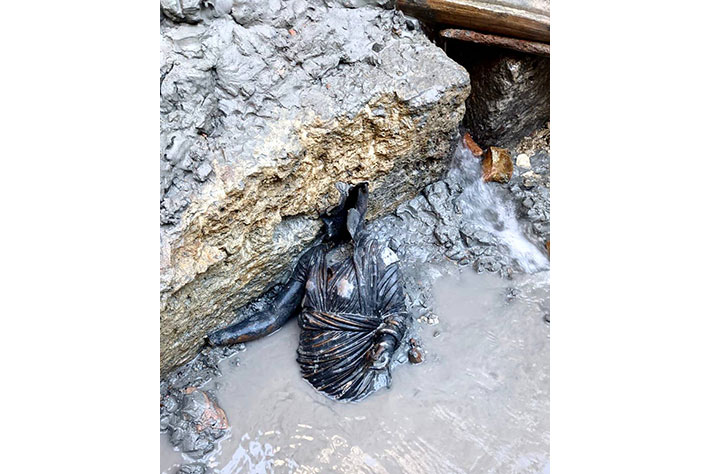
[355,233,400,268]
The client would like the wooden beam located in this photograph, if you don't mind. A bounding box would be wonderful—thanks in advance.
[396,0,550,43]
[440,28,550,56]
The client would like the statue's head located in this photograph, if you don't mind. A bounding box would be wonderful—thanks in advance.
[321,182,369,243]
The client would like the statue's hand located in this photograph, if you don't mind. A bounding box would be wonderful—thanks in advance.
[206,327,229,347]
[368,336,396,370]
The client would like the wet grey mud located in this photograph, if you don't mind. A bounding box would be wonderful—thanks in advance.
[160,133,551,473]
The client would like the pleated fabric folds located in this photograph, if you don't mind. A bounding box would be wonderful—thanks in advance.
[297,237,406,402]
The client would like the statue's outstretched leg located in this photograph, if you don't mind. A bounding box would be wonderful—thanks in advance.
[206,246,317,346]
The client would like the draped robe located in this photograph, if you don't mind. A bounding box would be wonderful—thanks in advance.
[296,236,408,402]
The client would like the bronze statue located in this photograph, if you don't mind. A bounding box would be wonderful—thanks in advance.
[207,183,409,402]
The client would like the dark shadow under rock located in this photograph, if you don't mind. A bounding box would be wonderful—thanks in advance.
[444,42,549,148]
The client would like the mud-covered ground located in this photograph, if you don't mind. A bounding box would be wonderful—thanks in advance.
[162,269,549,473]
[160,126,551,473]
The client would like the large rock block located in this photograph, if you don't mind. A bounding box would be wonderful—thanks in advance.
[160,0,470,375]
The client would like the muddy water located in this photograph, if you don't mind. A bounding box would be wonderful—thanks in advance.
[161,268,549,473]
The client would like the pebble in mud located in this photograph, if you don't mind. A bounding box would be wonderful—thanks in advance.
[516,153,531,169]
[177,462,207,474]
[166,388,228,457]
[161,344,239,457]
[463,132,484,156]
[408,338,424,364]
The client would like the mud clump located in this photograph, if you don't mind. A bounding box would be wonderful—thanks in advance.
[177,463,208,474]
[161,344,241,461]
[164,387,228,457]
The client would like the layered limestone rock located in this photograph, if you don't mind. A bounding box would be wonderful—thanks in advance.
[160,0,470,374]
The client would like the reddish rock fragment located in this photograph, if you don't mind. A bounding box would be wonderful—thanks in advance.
[463,132,483,156]
[184,387,228,432]
[482,147,513,183]
[408,338,423,364]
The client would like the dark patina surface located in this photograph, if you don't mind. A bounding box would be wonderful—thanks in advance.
[207,183,410,402]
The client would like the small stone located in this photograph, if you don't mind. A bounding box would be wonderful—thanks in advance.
[463,132,483,156]
[521,170,542,188]
[445,247,465,261]
[473,230,495,245]
[195,162,212,182]
[433,224,456,247]
[408,346,423,364]
[506,288,520,301]
[160,414,171,431]
[178,156,193,171]
[182,388,229,433]
[178,463,207,474]
[546,241,550,254]
[482,147,513,183]
[516,153,531,169]
[163,395,178,413]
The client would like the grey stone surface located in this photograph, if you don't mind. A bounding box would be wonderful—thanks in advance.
[160,0,470,375]
[508,125,550,250]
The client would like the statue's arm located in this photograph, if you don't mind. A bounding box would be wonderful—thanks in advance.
[206,247,314,346]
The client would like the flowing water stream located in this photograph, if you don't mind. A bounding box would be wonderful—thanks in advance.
[161,142,550,473]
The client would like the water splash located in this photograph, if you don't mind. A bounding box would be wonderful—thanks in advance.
[450,143,549,273]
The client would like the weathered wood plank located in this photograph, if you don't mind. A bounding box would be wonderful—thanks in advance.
[396,0,550,43]
[440,28,550,56]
